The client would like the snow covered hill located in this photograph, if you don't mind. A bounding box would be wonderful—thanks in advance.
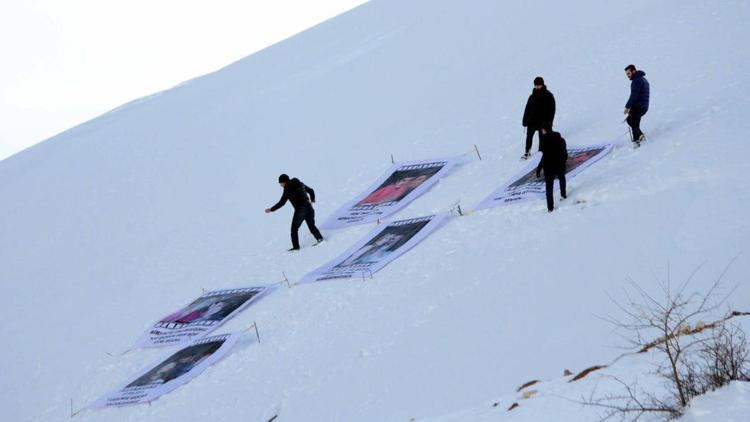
[1,0,749,421]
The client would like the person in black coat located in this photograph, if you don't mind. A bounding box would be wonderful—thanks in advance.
[535,122,568,212]
[265,174,324,251]
[624,64,650,145]
[522,76,556,158]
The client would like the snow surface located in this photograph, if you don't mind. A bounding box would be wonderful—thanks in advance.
[1,0,749,421]
[679,381,750,422]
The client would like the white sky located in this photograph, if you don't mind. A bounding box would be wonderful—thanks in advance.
[0,0,366,161]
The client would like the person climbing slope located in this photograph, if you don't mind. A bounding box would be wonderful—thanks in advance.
[265,174,324,251]
[623,64,650,147]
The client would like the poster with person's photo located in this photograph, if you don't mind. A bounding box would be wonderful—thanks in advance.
[134,286,273,348]
[475,143,614,209]
[300,213,450,283]
[321,157,460,229]
[90,333,240,408]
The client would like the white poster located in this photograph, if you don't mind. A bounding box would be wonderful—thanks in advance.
[300,213,450,283]
[321,157,460,229]
[91,333,240,408]
[475,143,614,209]
[134,286,273,348]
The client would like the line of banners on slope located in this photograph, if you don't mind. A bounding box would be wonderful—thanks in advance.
[87,146,615,410]
[134,285,275,349]
[91,332,241,408]
[475,143,615,210]
[300,213,451,284]
[320,157,461,229]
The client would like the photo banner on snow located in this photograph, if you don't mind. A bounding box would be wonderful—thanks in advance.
[300,213,450,284]
[320,157,460,229]
[90,333,240,408]
[475,143,614,209]
[134,286,274,348]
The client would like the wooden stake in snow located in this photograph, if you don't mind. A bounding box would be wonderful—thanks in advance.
[70,398,84,418]
[244,321,261,343]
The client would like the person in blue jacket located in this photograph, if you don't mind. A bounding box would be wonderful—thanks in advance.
[624,64,650,145]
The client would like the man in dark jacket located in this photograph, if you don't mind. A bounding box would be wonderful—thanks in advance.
[535,122,568,212]
[624,64,650,145]
[265,174,324,251]
[522,76,556,159]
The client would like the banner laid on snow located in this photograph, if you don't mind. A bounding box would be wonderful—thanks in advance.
[134,286,273,348]
[321,157,460,229]
[475,143,614,209]
[300,213,450,284]
[91,333,240,408]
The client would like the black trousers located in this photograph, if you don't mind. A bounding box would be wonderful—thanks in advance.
[626,107,647,141]
[291,204,323,249]
[526,127,542,153]
[545,171,567,211]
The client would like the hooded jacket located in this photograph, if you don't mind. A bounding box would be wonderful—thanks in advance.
[625,70,650,112]
[536,131,568,176]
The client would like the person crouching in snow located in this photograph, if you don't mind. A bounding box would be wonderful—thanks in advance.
[535,122,568,212]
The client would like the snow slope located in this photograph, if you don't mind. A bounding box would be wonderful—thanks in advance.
[1,0,749,421]
[679,381,750,422]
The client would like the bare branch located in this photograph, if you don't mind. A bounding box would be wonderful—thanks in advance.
[581,259,748,420]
